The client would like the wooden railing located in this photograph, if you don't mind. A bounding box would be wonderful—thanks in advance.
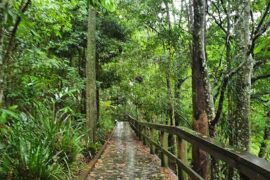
[128,116,270,180]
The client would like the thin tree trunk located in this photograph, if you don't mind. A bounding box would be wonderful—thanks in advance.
[164,0,178,157]
[86,5,97,142]
[210,1,232,179]
[3,0,31,106]
[191,0,212,179]
[4,0,31,64]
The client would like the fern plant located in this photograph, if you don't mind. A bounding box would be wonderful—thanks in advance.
[0,108,83,179]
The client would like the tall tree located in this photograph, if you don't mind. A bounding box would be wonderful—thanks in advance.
[164,0,177,156]
[228,0,251,152]
[86,4,97,142]
[228,0,252,178]
[191,0,213,178]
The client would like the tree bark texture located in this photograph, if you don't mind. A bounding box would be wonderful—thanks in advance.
[191,0,212,179]
[228,0,252,179]
[86,6,97,142]
[228,0,252,152]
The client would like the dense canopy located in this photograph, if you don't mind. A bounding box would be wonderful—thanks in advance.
[0,0,270,179]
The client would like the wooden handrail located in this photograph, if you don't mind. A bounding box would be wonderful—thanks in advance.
[128,116,270,180]
[129,120,203,180]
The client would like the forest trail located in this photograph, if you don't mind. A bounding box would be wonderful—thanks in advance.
[87,122,177,180]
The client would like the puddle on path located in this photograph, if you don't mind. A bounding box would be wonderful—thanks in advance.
[87,122,177,180]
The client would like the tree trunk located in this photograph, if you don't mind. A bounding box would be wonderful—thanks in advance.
[228,0,252,179]
[191,0,213,179]
[86,5,97,142]
[164,0,178,157]
[1,0,31,107]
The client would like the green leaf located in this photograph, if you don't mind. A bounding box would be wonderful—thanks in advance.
[89,0,115,12]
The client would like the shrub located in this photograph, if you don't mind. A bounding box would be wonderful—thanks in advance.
[0,121,66,180]
[81,137,99,160]
[51,124,82,164]
[0,110,82,179]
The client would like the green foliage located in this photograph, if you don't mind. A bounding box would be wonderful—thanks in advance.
[40,114,82,164]
[89,0,116,12]
[1,138,65,180]
[99,101,114,129]
[0,106,18,125]
[0,114,67,179]
[81,138,99,159]
[0,0,122,178]
[1,0,270,179]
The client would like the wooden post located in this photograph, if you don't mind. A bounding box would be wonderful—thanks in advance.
[177,137,188,180]
[150,128,155,154]
[142,127,147,145]
[160,131,168,167]
[137,123,142,141]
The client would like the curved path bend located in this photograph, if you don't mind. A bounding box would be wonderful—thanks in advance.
[87,121,176,180]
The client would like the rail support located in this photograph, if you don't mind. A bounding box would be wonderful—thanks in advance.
[142,127,147,145]
[177,137,188,180]
[128,116,270,180]
[160,131,168,167]
[137,124,142,141]
[149,128,155,154]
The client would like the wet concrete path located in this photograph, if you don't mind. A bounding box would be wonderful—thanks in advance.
[88,121,176,180]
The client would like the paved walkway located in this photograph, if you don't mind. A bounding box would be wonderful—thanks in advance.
[88,122,176,180]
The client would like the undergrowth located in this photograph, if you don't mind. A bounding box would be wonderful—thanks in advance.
[0,103,114,180]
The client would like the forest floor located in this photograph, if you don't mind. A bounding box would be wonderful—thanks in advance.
[87,121,177,180]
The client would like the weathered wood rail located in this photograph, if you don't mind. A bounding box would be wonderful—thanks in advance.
[128,116,270,180]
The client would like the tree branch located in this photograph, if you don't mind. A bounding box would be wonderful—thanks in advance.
[207,1,227,34]
[253,1,270,38]
[210,55,252,128]
[210,77,228,130]
[252,73,270,83]
[250,1,270,54]
[4,0,31,62]
[254,59,270,69]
